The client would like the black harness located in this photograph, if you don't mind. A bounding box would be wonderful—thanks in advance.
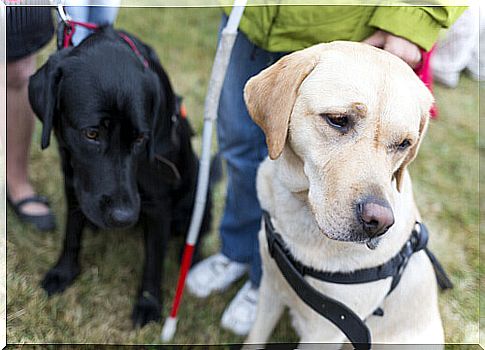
[262,210,452,350]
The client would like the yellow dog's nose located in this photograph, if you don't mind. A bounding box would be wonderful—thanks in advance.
[357,199,395,237]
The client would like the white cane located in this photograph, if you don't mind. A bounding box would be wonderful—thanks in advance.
[161,0,247,341]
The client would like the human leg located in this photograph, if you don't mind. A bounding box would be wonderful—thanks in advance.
[65,4,90,46]
[7,55,37,207]
[216,22,285,288]
[186,16,285,335]
[67,0,119,46]
[216,19,286,335]
[87,0,120,25]
[432,2,480,88]
[6,54,56,230]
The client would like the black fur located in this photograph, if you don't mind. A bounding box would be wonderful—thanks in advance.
[28,26,211,327]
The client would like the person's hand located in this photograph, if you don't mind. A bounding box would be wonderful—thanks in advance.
[363,30,422,68]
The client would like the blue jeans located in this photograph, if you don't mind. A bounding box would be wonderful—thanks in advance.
[67,5,119,45]
[217,17,286,287]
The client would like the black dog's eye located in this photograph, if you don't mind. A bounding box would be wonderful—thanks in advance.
[322,114,351,132]
[397,139,412,151]
[83,128,99,141]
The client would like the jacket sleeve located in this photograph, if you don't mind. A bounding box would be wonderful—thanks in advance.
[367,6,467,51]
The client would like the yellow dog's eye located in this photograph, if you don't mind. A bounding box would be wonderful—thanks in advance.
[323,114,351,132]
[83,128,99,141]
[397,139,412,151]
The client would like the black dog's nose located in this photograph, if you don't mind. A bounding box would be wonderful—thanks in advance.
[108,207,137,228]
[357,198,394,237]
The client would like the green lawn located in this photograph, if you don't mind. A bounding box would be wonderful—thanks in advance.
[6,7,481,347]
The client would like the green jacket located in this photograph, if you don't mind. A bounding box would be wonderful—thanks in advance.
[223,5,465,52]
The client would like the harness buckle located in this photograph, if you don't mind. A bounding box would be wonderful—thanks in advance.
[411,222,429,252]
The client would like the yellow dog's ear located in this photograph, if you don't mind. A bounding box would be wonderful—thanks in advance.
[244,48,320,160]
[394,112,429,192]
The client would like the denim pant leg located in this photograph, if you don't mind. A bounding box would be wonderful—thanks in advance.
[66,6,91,46]
[67,1,119,46]
[87,2,119,25]
[217,19,286,287]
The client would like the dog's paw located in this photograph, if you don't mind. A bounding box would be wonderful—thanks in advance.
[41,265,80,296]
[131,291,161,327]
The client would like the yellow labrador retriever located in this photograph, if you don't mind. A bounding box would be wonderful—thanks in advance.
[243,42,446,348]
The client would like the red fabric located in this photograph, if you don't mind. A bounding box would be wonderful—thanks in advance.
[415,47,438,119]
[63,23,74,48]
[170,243,195,318]
[63,20,99,48]
[180,104,188,119]
[68,19,99,31]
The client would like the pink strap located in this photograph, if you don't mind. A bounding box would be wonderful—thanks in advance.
[415,47,438,118]
[68,20,99,31]
[118,32,149,68]
[63,20,99,48]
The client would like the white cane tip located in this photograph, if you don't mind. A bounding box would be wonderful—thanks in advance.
[161,317,177,342]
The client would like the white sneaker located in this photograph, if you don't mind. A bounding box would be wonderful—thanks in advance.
[221,281,259,336]
[186,253,248,298]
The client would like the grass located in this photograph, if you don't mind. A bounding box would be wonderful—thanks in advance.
[6,7,480,347]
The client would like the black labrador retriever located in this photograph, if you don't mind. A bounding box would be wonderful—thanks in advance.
[28,25,211,327]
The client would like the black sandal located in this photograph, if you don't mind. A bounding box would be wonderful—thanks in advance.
[7,194,57,232]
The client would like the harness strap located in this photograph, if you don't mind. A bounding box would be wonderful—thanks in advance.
[263,211,371,350]
[424,247,454,290]
[297,234,419,287]
[288,223,427,285]
[266,213,452,293]
[263,210,453,349]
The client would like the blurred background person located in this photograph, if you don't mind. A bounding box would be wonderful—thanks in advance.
[432,0,484,88]
[6,5,56,231]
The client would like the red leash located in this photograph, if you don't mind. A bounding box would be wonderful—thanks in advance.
[118,32,149,68]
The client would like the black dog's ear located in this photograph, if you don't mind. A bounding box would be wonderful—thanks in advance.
[144,48,177,160]
[28,49,72,149]
[118,31,178,160]
[118,30,178,160]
